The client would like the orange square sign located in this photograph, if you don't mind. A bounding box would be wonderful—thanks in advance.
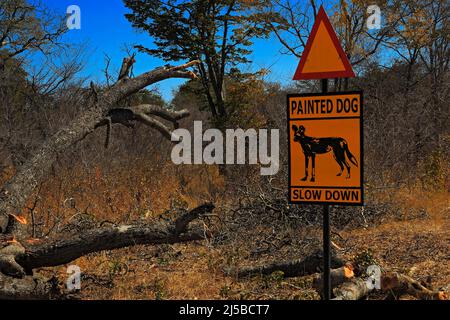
[287,92,364,205]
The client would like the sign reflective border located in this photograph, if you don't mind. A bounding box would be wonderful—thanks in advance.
[292,6,355,80]
[287,92,364,205]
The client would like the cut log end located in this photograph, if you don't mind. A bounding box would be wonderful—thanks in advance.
[313,265,355,293]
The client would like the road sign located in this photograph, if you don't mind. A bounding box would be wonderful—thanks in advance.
[293,6,355,80]
[287,92,364,205]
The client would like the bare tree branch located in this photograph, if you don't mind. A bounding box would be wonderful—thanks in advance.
[0,59,200,237]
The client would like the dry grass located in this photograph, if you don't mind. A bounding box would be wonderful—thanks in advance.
[341,186,449,290]
[4,159,450,300]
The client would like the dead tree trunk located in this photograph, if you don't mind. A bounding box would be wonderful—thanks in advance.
[332,272,448,300]
[227,250,344,278]
[0,59,199,238]
[16,203,214,272]
[333,278,372,300]
[0,272,61,300]
[0,203,214,299]
[312,265,354,293]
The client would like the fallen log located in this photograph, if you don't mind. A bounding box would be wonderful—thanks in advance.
[312,265,354,293]
[381,272,448,300]
[227,250,344,278]
[333,277,372,300]
[0,272,62,300]
[1,203,214,277]
[332,272,449,300]
[16,227,205,272]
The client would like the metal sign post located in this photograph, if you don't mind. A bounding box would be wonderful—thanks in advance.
[289,5,362,301]
[323,205,331,300]
[321,79,331,300]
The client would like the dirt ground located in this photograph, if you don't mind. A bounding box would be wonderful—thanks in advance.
[38,187,449,300]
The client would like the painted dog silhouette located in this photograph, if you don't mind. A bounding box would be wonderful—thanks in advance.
[292,125,358,182]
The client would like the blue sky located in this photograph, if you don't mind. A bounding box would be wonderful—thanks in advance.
[39,0,300,102]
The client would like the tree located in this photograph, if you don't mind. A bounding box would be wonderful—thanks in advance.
[258,0,404,90]
[0,1,85,171]
[387,0,449,118]
[0,53,212,298]
[0,57,200,234]
[0,0,66,70]
[124,0,270,119]
[378,0,449,163]
[0,1,215,299]
[350,0,449,183]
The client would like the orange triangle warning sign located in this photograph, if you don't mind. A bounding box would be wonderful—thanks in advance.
[293,6,355,80]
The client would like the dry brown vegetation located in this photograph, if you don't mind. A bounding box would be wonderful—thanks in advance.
[0,0,449,300]
[1,55,449,299]
[17,158,449,300]
[2,82,447,299]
